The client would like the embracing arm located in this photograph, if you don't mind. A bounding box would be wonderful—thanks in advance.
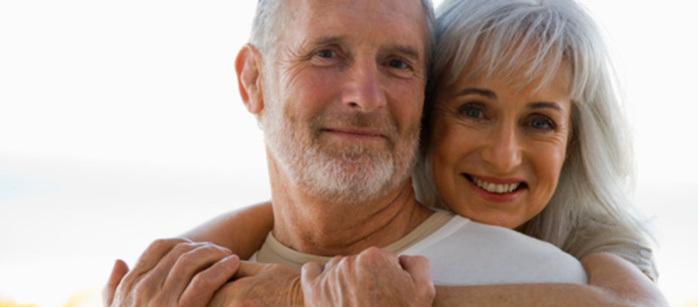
[434,252,668,307]
[182,201,273,260]
[200,251,666,307]
[102,203,273,306]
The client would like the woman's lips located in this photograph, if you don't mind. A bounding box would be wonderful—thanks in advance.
[463,173,527,202]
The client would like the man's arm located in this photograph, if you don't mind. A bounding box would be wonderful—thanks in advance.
[434,253,668,307]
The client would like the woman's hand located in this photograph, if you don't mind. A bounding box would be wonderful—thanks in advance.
[103,238,240,307]
[301,247,435,307]
[208,261,303,307]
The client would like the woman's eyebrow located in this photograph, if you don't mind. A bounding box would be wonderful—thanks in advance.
[528,102,563,112]
[455,88,497,99]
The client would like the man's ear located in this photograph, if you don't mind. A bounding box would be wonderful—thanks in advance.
[235,44,264,114]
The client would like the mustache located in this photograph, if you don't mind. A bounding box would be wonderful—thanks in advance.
[309,111,400,139]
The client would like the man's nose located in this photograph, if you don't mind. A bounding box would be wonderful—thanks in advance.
[342,61,387,112]
[481,124,522,173]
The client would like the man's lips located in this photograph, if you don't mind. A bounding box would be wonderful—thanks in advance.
[323,128,386,139]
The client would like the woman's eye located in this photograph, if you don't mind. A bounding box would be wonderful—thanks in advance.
[458,104,484,119]
[530,117,555,130]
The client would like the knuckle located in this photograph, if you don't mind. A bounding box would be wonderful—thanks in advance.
[130,282,152,303]
[425,287,436,303]
[135,273,159,292]
[171,242,198,256]
[413,255,430,266]
[173,249,204,269]
[148,237,184,251]
[357,247,388,265]
[326,256,342,267]
[364,246,390,261]
[336,256,350,269]
[200,243,232,257]
[189,274,214,293]
[362,246,383,256]
[178,278,211,306]
[337,258,355,275]
[267,263,285,271]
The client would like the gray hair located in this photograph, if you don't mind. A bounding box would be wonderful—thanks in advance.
[248,0,437,72]
[414,0,655,277]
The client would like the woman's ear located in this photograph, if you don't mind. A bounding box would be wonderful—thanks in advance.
[235,44,264,114]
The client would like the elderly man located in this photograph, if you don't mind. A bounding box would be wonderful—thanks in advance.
[104,0,586,306]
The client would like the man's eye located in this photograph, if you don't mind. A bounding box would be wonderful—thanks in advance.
[316,49,335,58]
[388,59,409,69]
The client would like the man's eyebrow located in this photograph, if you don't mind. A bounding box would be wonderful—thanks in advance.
[391,44,422,61]
[455,88,497,99]
[312,35,345,47]
[306,37,422,63]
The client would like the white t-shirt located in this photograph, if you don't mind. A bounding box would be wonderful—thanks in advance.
[401,214,587,285]
[252,211,587,285]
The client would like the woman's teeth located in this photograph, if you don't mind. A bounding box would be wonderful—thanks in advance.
[471,177,521,194]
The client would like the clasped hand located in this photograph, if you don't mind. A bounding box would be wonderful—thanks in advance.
[103,239,434,306]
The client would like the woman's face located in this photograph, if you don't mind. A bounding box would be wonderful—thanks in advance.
[429,64,573,229]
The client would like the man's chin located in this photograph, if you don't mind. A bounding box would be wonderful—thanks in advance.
[299,161,396,204]
[316,142,392,161]
[309,182,389,205]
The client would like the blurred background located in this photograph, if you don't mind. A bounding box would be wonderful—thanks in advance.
[0,1,696,306]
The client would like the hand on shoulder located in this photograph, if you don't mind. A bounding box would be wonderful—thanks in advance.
[301,247,435,307]
[103,237,240,307]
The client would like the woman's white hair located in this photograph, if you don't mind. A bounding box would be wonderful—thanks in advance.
[414,0,656,278]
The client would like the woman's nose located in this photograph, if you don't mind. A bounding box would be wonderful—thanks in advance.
[481,124,522,173]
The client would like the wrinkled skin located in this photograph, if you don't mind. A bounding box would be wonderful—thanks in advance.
[301,247,435,307]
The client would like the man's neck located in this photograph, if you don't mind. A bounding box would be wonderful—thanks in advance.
[267,159,433,256]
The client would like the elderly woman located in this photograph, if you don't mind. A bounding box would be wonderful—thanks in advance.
[105,0,666,305]
[419,0,656,277]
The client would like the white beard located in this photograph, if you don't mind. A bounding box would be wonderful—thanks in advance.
[261,99,419,205]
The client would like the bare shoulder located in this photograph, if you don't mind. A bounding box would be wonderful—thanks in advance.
[581,252,668,307]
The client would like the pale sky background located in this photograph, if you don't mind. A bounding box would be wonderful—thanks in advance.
[0,1,696,306]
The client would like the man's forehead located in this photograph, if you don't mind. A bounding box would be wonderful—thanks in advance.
[284,0,428,52]
[294,0,422,14]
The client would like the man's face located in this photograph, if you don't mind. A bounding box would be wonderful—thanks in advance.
[261,0,428,204]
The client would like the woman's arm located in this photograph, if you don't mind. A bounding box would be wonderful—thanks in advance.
[180,205,668,306]
[103,203,273,306]
[182,202,274,259]
[434,252,668,307]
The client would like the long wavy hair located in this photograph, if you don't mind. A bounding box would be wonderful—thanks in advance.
[414,0,655,277]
